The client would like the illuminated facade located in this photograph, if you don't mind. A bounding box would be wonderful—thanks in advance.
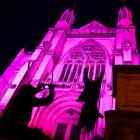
[0,6,139,140]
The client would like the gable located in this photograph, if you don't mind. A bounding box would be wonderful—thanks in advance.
[72,20,115,34]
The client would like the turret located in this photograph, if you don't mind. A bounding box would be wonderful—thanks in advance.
[115,6,139,65]
[117,6,133,26]
[55,9,75,31]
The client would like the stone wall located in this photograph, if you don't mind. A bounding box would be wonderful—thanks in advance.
[105,65,140,140]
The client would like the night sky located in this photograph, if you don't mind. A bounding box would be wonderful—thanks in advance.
[0,0,140,74]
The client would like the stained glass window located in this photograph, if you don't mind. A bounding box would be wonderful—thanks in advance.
[100,64,105,75]
[69,64,78,82]
[59,64,68,81]
[77,64,82,78]
[64,64,72,81]
[95,64,100,80]
[89,64,94,80]
[123,10,127,18]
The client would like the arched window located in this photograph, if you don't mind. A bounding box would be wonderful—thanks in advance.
[64,63,72,81]
[89,64,94,80]
[59,64,68,81]
[59,44,107,83]
[86,45,106,80]
[123,10,127,19]
[69,64,78,82]
[95,64,100,80]
[59,50,84,82]
[100,63,105,75]
[94,63,105,80]
[66,14,71,23]
[118,13,122,20]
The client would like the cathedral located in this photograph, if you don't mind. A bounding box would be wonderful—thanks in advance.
[0,6,139,140]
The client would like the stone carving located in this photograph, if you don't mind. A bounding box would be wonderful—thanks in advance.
[71,20,115,35]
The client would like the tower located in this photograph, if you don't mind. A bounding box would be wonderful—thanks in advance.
[115,6,139,65]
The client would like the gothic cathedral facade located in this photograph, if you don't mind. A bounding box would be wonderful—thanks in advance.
[0,6,139,140]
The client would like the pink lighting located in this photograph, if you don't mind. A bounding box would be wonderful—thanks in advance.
[0,62,29,110]
[0,6,139,140]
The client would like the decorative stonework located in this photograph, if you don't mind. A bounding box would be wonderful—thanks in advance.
[72,20,116,34]
[67,33,116,38]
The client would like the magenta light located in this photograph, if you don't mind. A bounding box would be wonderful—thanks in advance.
[0,6,139,140]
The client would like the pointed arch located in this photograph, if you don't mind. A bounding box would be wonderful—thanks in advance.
[32,93,82,137]
[58,46,84,82]
[56,39,111,82]
[81,39,111,63]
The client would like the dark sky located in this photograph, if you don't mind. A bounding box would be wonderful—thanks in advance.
[0,0,140,74]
